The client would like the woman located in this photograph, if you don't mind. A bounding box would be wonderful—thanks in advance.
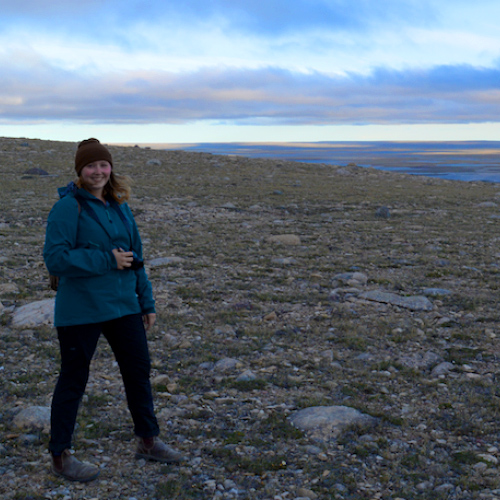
[44,138,183,482]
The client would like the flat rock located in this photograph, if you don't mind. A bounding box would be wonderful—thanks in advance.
[11,299,55,328]
[0,283,20,295]
[148,256,185,267]
[431,361,455,377]
[398,350,442,371]
[23,167,49,176]
[333,272,368,286]
[267,234,301,245]
[289,406,376,441]
[214,358,243,372]
[422,288,452,297]
[359,291,433,311]
[236,370,257,382]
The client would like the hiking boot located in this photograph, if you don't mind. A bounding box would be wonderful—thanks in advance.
[51,449,100,482]
[135,437,185,463]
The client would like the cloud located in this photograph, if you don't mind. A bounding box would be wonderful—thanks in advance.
[1,55,499,126]
[0,0,435,38]
[1,0,496,78]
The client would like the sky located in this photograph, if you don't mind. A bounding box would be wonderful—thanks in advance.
[1,0,500,144]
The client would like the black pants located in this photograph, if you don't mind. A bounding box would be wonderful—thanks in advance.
[49,313,159,454]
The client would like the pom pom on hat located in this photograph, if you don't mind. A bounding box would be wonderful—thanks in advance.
[75,138,113,175]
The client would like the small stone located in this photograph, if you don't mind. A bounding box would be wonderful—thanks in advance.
[435,483,454,492]
[267,234,301,245]
[431,362,455,377]
[24,167,49,176]
[220,202,239,210]
[478,453,498,464]
[422,288,452,297]
[375,206,390,218]
[236,370,257,382]
[214,358,243,372]
[152,374,170,386]
[263,311,278,321]
[296,488,317,499]
[148,256,184,267]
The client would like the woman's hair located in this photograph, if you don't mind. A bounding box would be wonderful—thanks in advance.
[105,172,132,203]
[76,172,132,204]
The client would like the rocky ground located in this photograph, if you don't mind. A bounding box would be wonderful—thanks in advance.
[2,137,500,499]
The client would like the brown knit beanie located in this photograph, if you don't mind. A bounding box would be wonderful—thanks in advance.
[75,138,113,175]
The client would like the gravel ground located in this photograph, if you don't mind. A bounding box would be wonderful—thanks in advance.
[2,137,500,499]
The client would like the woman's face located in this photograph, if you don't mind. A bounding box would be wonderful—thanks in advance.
[80,160,112,194]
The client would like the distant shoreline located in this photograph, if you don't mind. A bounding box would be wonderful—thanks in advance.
[112,140,500,183]
[3,137,499,183]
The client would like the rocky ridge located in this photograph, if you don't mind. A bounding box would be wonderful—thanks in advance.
[2,137,500,499]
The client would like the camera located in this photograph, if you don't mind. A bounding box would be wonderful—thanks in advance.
[130,251,144,270]
[118,248,144,270]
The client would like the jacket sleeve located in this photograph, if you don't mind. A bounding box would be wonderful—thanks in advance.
[43,197,117,277]
[123,204,156,314]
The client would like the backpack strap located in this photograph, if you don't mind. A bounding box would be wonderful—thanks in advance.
[49,197,81,291]
[74,192,132,239]
[109,199,132,236]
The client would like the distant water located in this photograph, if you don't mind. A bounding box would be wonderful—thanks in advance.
[177,141,500,183]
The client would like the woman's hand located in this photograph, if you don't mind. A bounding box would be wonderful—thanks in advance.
[112,248,133,269]
[143,313,156,331]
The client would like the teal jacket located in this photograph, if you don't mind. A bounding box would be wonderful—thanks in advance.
[44,184,155,327]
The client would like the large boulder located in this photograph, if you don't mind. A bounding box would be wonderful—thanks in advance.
[11,299,55,328]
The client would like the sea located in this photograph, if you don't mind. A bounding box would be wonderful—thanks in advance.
[168,141,500,184]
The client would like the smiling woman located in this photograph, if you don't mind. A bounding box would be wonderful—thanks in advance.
[43,138,185,482]
[78,160,112,200]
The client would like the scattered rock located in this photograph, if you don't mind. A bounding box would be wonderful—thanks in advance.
[271,257,296,265]
[263,311,278,321]
[0,283,20,295]
[148,256,185,267]
[359,290,433,311]
[296,487,318,499]
[236,370,257,382]
[11,299,55,328]
[13,406,50,433]
[289,406,377,441]
[375,206,390,218]
[2,137,500,498]
[151,374,171,386]
[220,202,240,211]
[23,167,49,176]
[422,288,452,297]
[333,272,368,287]
[431,362,455,377]
[398,351,442,371]
[214,358,243,372]
[267,234,301,245]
